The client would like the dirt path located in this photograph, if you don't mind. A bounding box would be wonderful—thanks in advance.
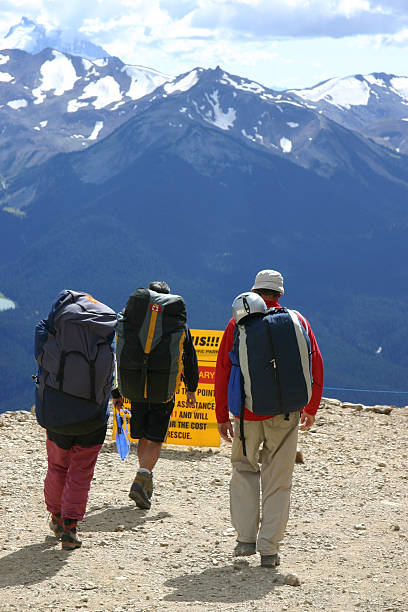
[0,399,407,612]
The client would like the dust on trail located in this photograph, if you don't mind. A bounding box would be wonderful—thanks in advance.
[0,399,407,612]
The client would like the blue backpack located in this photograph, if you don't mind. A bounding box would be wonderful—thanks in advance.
[228,307,312,419]
[34,290,117,434]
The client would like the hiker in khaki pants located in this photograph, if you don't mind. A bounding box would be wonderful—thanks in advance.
[230,412,300,560]
[215,270,324,567]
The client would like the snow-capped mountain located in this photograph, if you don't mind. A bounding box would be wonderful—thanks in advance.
[2,47,408,414]
[88,65,406,184]
[3,36,408,189]
[289,73,408,154]
[0,48,171,179]
[0,17,109,60]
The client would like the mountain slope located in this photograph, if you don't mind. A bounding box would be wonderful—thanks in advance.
[0,47,171,181]
[1,89,408,411]
[290,73,408,154]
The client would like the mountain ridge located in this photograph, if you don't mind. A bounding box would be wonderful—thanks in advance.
[1,24,408,412]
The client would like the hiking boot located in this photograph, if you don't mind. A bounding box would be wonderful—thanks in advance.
[49,513,63,538]
[129,470,153,509]
[61,519,82,550]
[260,553,280,568]
[234,541,256,556]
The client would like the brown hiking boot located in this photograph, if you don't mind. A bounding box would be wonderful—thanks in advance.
[61,519,82,550]
[129,470,153,509]
[49,513,64,538]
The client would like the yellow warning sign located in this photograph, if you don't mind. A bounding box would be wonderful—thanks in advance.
[190,329,223,362]
[112,328,223,448]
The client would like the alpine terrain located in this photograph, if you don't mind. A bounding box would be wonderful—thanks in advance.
[0,18,408,413]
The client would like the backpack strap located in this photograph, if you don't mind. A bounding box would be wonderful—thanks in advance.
[233,325,247,456]
[239,403,247,457]
[57,351,66,392]
[141,303,162,399]
[264,317,289,420]
[89,359,96,402]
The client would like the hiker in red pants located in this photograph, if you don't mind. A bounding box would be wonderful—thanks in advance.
[34,290,117,550]
[44,428,106,549]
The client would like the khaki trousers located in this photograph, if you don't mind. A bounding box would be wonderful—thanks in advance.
[230,412,299,555]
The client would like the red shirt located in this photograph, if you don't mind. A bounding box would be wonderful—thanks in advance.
[214,299,324,423]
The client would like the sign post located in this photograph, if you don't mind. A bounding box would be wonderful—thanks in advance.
[113,329,223,448]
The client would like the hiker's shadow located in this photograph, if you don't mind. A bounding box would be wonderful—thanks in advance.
[160,447,214,462]
[82,505,171,533]
[0,538,69,588]
[164,564,282,603]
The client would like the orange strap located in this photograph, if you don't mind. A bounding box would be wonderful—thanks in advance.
[143,304,161,398]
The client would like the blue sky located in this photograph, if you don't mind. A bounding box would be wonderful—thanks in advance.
[1,0,408,88]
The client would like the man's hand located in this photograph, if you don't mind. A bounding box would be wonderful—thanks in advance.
[218,420,234,443]
[113,397,124,411]
[186,391,197,408]
[300,411,315,430]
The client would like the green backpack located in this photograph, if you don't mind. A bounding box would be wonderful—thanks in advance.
[116,288,187,403]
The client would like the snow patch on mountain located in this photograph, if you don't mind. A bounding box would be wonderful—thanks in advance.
[82,59,93,71]
[294,76,371,108]
[390,77,408,100]
[365,75,386,88]
[124,65,170,100]
[93,59,109,68]
[0,72,13,83]
[88,121,104,140]
[164,70,199,95]
[287,122,299,128]
[7,99,27,109]
[204,90,236,130]
[0,54,9,65]
[32,51,79,104]
[280,137,292,153]
[275,99,305,109]
[78,76,122,109]
[220,73,265,94]
[67,99,88,113]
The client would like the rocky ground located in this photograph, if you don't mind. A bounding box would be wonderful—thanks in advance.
[0,398,407,612]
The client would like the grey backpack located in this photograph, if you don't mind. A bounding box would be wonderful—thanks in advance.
[34,290,117,434]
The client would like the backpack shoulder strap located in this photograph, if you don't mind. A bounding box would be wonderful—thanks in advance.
[141,302,163,398]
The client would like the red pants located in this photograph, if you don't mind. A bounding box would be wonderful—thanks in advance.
[44,438,102,521]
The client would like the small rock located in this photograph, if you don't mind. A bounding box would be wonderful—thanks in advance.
[115,525,125,532]
[391,525,400,531]
[223,527,235,536]
[295,450,304,464]
[284,573,301,586]
[354,524,366,531]
[372,405,393,414]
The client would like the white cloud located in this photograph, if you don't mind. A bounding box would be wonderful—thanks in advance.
[1,0,408,90]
